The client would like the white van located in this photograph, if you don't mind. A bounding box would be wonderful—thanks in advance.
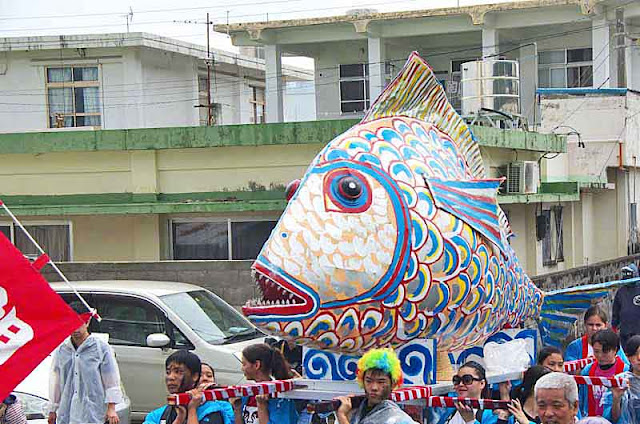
[52,280,266,421]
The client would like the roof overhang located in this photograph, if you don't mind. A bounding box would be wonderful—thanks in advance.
[214,0,588,46]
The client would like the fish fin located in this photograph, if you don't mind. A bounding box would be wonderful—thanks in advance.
[425,177,506,254]
[539,279,637,347]
[362,52,486,179]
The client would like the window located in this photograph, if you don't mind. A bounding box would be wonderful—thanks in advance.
[161,290,255,343]
[171,219,277,260]
[46,66,101,128]
[0,224,10,241]
[250,86,265,124]
[1,222,71,261]
[92,295,166,347]
[231,221,277,260]
[339,64,369,114]
[59,292,98,330]
[541,206,564,266]
[538,48,593,88]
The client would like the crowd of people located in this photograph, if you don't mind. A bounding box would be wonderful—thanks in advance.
[3,264,640,424]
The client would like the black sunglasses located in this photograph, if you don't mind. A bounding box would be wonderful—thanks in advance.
[452,374,483,385]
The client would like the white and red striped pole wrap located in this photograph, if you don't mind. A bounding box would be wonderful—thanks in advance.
[563,357,595,373]
[168,380,296,405]
[425,397,510,410]
[390,386,433,402]
[573,375,629,388]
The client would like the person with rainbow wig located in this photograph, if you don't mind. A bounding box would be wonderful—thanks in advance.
[335,348,418,424]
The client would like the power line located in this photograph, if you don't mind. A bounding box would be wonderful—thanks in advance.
[0,20,607,86]
[0,22,602,98]
[0,19,625,113]
[0,0,306,22]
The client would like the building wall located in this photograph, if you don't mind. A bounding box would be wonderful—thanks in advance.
[540,94,626,179]
[72,214,160,261]
[155,144,322,193]
[213,72,245,125]
[0,143,325,196]
[309,20,601,121]
[0,151,132,195]
[137,49,199,128]
[0,43,314,131]
[284,80,316,122]
[0,52,49,132]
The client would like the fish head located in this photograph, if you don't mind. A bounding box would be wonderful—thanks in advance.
[245,154,412,350]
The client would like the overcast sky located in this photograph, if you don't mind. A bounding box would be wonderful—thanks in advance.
[0,0,518,67]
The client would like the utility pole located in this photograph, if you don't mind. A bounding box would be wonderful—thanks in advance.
[206,12,213,126]
[616,8,626,88]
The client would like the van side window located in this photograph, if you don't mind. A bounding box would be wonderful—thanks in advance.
[93,295,167,346]
[58,292,99,333]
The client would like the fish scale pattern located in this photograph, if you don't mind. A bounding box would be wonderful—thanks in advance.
[252,116,542,353]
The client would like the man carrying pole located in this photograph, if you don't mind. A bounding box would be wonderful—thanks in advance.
[335,348,417,424]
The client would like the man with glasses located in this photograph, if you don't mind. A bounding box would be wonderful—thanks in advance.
[335,348,418,424]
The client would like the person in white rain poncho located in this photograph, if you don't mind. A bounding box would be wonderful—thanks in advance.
[47,315,123,424]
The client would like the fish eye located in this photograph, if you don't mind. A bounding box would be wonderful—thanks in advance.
[338,176,362,200]
[324,169,372,213]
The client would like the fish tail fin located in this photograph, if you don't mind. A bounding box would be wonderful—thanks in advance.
[362,51,485,179]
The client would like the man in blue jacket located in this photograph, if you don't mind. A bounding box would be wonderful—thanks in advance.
[143,350,234,424]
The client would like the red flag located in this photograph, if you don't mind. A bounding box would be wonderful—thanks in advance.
[0,232,83,400]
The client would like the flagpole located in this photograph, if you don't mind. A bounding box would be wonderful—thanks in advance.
[0,200,98,320]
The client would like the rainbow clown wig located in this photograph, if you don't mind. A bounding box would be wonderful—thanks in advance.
[356,348,403,388]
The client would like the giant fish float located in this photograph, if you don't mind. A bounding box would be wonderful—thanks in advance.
[244,52,546,354]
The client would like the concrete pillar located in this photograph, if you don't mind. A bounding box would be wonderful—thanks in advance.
[482,26,498,58]
[592,16,614,88]
[130,150,158,196]
[264,44,284,123]
[581,192,594,265]
[133,215,160,261]
[626,22,640,91]
[563,202,576,268]
[368,36,386,102]
[525,204,539,276]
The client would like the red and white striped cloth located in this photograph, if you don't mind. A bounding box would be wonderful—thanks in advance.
[573,375,629,388]
[391,386,433,402]
[563,357,595,373]
[168,380,296,405]
[425,397,510,410]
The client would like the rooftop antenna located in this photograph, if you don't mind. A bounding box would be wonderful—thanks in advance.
[126,7,134,33]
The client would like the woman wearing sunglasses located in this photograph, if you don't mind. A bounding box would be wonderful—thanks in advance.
[431,361,510,424]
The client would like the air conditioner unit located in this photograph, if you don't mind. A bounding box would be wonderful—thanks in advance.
[503,161,539,194]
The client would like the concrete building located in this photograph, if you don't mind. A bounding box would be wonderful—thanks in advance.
[217,0,640,124]
[539,88,640,262]
[0,32,314,132]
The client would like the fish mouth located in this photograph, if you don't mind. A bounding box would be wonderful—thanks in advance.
[243,260,315,319]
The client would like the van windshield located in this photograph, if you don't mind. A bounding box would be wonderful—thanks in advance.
[160,290,258,344]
